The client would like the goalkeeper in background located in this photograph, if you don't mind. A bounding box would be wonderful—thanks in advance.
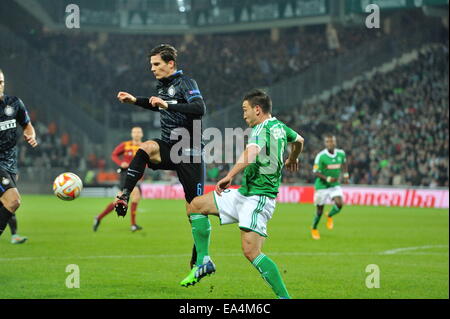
[311,134,349,240]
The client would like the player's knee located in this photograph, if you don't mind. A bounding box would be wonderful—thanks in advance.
[188,197,204,215]
[131,193,141,202]
[242,246,260,262]
[6,197,21,212]
[140,141,158,156]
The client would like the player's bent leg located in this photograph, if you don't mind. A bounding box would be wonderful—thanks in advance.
[115,140,160,217]
[241,228,265,262]
[241,230,291,299]
[0,188,21,213]
[140,140,162,164]
[187,192,219,216]
[0,188,20,237]
[328,196,343,217]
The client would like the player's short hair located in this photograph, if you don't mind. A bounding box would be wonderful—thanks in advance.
[131,126,142,131]
[243,89,272,114]
[324,134,336,140]
[149,44,178,66]
[0,68,3,75]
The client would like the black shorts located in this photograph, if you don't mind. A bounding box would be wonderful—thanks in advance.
[0,168,17,197]
[148,139,205,203]
[118,168,142,193]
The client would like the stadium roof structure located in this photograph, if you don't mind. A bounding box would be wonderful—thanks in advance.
[11,0,449,34]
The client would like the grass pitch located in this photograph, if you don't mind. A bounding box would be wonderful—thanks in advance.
[0,195,448,299]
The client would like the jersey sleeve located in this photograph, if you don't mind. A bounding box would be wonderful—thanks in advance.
[181,78,203,103]
[313,153,323,173]
[341,150,347,163]
[111,142,125,166]
[16,98,30,127]
[247,124,267,150]
[284,124,299,143]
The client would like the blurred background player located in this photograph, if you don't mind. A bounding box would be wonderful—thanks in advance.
[0,69,38,244]
[93,126,144,232]
[114,44,206,268]
[311,134,349,240]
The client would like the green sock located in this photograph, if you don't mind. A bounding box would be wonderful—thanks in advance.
[190,213,211,266]
[328,205,341,217]
[312,213,322,229]
[252,253,291,299]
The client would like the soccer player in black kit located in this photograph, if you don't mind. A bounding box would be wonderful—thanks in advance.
[114,44,205,268]
[0,69,38,244]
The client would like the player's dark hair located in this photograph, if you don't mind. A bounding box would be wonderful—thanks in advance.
[0,68,3,74]
[243,89,272,114]
[149,44,178,66]
[324,134,336,139]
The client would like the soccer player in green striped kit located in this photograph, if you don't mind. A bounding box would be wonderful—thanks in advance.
[311,134,349,240]
[179,89,304,299]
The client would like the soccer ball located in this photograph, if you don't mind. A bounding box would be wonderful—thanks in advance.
[53,172,83,201]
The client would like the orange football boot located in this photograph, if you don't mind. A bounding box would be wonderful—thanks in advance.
[326,213,334,230]
[311,228,320,240]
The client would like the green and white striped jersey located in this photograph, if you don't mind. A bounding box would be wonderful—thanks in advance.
[238,117,299,198]
[313,148,347,190]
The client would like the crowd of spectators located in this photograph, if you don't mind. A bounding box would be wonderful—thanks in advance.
[276,44,449,187]
[31,24,381,125]
[17,112,102,172]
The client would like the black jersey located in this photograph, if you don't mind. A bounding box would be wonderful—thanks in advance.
[0,94,30,173]
[136,70,205,151]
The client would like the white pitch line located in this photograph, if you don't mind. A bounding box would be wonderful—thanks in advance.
[380,245,449,255]
[0,247,448,262]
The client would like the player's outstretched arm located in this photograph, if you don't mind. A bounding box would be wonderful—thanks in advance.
[215,145,261,195]
[117,92,160,112]
[285,134,304,172]
[117,91,137,104]
[23,123,37,148]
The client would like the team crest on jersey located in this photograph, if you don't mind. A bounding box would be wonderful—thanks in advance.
[4,105,14,116]
[272,127,285,139]
[168,85,176,97]
[1,177,10,186]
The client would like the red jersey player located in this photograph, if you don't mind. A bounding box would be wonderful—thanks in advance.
[93,127,144,232]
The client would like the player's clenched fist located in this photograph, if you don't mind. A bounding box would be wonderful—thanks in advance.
[149,96,168,109]
[117,91,137,104]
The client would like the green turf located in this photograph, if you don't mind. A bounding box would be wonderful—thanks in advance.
[0,195,448,299]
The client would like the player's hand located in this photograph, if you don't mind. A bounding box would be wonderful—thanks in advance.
[120,162,129,169]
[285,158,299,172]
[327,177,337,183]
[215,175,232,196]
[149,96,168,109]
[117,91,137,104]
[24,134,38,148]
